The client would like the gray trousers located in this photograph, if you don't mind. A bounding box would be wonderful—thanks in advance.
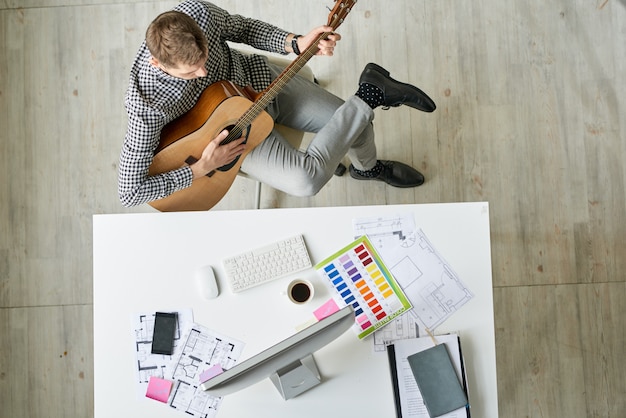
[240,62,378,197]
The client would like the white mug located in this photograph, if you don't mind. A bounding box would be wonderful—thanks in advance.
[286,279,314,304]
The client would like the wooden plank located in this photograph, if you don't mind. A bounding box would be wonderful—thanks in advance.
[495,283,626,417]
[0,305,93,418]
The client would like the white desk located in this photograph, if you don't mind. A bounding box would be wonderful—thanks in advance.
[93,202,498,417]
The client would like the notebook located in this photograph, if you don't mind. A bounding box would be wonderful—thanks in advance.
[407,344,468,417]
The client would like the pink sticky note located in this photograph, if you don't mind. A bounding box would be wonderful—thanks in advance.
[313,298,340,321]
[146,377,173,403]
[200,364,224,383]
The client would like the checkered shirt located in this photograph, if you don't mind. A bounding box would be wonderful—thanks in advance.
[118,0,289,207]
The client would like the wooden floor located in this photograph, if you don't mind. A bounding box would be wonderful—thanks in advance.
[1,0,625,416]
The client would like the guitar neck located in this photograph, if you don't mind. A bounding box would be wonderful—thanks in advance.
[227,0,356,143]
[235,31,331,131]
[256,31,331,109]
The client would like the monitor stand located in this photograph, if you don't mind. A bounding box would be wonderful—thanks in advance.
[269,354,321,400]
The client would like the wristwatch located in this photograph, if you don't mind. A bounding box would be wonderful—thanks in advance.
[291,35,302,55]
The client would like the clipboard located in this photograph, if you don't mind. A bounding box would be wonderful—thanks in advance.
[407,343,468,417]
[387,334,470,418]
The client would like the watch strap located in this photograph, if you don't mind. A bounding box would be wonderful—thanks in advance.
[291,35,302,55]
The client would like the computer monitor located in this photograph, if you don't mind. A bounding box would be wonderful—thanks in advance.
[199,305,355,400]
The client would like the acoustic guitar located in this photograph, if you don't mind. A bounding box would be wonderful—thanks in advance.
[148,1,356,211]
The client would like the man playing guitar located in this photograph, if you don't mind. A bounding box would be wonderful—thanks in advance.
[119,0,435,209]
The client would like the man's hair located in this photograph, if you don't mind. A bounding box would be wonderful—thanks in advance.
[146,11,208,68]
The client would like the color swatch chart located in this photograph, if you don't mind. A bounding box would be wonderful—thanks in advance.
[315,236,412,339]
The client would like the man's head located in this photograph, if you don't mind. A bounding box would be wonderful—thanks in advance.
[146,11,209,79]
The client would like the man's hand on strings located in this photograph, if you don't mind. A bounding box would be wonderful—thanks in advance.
[190,130,246,179]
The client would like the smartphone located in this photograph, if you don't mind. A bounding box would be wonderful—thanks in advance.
[151,312,178,355]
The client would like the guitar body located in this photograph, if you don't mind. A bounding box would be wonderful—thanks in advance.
[148,81,274,212]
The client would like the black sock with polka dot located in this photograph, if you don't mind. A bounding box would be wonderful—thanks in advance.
[352,160,385,178]
[356,82,385,109]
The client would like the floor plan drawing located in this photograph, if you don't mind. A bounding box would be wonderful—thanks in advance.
[131,309,193,398]
[166,323,245,418]
[353,214,474,332]
[388,229,474,331]
[373,311,421,352]
[353,213,416,250]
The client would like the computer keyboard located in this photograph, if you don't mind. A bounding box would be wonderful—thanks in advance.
[223,234,312,293]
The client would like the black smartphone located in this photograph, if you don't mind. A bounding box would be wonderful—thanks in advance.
[151,312,178,355]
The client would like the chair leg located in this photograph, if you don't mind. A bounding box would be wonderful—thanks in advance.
[254,180,262,209]
[334,163,347,176]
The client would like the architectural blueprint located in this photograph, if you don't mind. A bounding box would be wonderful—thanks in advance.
[353,214,474,332]
[131,309,194,398]
[353,213,416,250]
[166,323,245,417]
[372,311,421,353]
[131,312,245,417]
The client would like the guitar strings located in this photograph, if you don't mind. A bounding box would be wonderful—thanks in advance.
[222,6,348,145]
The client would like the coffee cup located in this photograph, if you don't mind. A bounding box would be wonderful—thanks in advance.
[286,279,314,304]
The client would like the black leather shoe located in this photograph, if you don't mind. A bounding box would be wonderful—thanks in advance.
[359,63,436,112]
[349,160,425,188]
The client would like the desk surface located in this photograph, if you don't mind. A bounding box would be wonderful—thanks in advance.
[93,202,498,417]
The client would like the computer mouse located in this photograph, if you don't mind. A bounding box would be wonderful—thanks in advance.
[195,265,219,299]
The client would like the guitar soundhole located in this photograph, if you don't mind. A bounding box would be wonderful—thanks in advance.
[217,124,250,172]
